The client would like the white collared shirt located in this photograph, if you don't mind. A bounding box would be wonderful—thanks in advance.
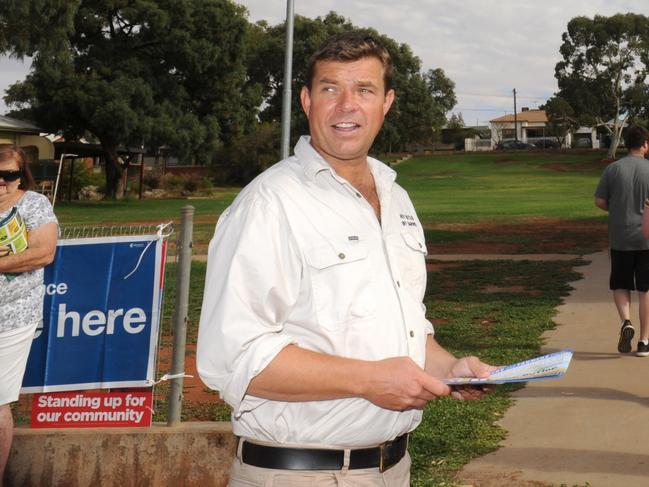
[197,136,433,448]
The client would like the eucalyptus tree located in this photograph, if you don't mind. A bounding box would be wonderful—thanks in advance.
[542,96,579,146]
[1,0,261,198]
[249,12,457,153]
[555,13,649,158]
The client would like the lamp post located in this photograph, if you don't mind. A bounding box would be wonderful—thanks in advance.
[52,153,78,208]
[513,88,518,142]
[280,0,295,160]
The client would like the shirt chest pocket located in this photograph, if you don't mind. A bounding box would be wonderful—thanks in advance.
[391,231,427,298]
[305,242,376,331]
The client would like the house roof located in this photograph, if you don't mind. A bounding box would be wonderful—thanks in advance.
[0,115,41,134]
[490,110,548,123]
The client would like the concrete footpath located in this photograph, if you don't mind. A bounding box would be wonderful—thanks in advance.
[459,251,649,487]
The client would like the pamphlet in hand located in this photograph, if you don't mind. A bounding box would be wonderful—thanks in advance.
[0,207,28,254]
[0,207,28,281]
[443,349,573,385]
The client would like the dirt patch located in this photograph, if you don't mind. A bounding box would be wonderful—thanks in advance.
[483,285,526,293]
[494,157,517,164]
[431,317,450,327]
[541,159,610,172]
[427,218,607,255]
[156,340,221,404]
[426,261,463,272]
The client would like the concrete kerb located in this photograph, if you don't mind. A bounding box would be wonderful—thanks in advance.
[6,422,236,487]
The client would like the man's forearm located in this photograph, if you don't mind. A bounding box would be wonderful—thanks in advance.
[246,343,452,411]
[246,345,369,401]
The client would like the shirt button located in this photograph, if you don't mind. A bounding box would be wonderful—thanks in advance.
[396,281,401,287]
[338,253,345,260]
[409,330,414,338]
[355,192,362,198]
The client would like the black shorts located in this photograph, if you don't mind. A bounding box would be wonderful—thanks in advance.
[610,249,649,292]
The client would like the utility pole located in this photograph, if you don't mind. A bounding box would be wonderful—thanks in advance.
[280,0,295,160]
[513,88,518,142]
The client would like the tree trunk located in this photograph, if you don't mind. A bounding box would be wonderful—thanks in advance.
[608,133,621,160]
[607,116,627,160]
[101,141,123,200]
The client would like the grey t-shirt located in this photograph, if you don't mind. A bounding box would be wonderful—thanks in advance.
[0,191,58,332]
[595,155,649,250]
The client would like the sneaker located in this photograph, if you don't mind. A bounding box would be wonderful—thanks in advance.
[618,320,635,353]
[637,342,649,357]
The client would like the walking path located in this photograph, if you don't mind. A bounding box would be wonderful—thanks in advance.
[459,250,649,487]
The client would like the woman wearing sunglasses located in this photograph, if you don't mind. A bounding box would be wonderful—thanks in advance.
[0,144,58,479]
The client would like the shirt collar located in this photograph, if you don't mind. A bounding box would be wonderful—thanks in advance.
[294,135,397,188]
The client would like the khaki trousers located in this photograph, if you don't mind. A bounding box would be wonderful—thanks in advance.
[228,450,411,486]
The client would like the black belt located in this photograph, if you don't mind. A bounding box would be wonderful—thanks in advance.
[241,433,408,473]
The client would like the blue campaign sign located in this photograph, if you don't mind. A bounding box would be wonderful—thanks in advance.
[22,235,166,392]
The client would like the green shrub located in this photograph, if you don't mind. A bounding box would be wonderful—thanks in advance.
[59,160,105,199]
[142,169,164,190]
[162,174,185,192]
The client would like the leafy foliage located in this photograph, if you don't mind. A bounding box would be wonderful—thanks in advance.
[542,95,579,146]
[446,113,465,130]
[554,13,649,158]
[248,11,457,153]
[1,0,262,197]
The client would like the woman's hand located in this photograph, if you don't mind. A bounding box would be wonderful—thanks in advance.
[0,245,10,257]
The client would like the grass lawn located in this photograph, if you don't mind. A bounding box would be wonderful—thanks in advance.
[54,150,609,254]
[396,150,605,223]
[53,190,239,225]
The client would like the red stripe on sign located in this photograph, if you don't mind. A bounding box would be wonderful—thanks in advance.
[31,390,153,428]
[159,240,167,289]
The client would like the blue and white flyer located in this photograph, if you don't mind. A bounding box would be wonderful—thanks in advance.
[443,349,573,385]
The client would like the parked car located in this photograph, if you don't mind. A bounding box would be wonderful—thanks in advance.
[534,138,561,149]
[496,140,536,150]
[574,137,592,148]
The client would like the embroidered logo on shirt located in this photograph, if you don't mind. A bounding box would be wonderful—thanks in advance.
[348,236,359,241]
[400,214,417,227]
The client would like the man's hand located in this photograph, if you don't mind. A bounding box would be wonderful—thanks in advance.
[447,356,498,401]
[363,357,452,411]
[0,246,9,257]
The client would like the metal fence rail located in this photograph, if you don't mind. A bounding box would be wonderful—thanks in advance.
[59,224,173,240]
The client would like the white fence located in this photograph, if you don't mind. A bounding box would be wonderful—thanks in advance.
[464,138,492,152]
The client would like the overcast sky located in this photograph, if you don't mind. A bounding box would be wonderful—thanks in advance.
[1,0,648,125]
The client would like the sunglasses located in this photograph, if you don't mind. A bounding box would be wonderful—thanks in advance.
[0,170,22,182]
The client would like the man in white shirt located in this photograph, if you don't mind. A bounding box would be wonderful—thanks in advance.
[197,31,495,486]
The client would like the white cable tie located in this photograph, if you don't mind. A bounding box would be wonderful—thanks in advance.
[157,221,174,238]
[151,372,194,385]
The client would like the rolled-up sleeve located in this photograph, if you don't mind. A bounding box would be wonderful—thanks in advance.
[196,192,301,416]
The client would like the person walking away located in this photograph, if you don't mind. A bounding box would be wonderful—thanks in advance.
[595,126,649,356]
